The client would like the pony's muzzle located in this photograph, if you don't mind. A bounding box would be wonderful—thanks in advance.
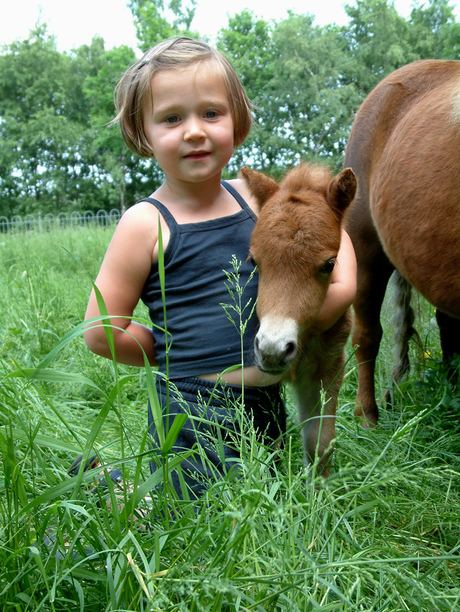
[254,316,299,373]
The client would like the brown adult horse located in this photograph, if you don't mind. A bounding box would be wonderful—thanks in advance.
[241,163,356,475]
[344,59,460,426]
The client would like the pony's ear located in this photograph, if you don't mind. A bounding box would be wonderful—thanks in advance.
[239,166,279,209]
[327,168,357,215]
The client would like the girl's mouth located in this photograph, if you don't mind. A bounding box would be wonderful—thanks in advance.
[184,151,210,159]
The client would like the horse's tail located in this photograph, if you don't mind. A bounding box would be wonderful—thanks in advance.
[389,271,421,383]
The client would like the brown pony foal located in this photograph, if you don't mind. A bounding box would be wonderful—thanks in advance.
[242,164,356,476]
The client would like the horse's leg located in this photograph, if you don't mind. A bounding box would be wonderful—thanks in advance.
[435,310,460,381]
[294,357,345,477]
[294,379,335,477]
[346,190,394,426]
[351,244,394,426]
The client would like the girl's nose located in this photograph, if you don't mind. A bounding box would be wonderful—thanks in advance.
[184,117,206,141]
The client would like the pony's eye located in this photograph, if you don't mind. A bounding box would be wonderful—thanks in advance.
[320,259,336,276]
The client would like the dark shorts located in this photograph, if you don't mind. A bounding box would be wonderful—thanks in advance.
[148,376,286,499]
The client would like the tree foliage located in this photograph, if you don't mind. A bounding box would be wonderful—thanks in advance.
[408,0,460,59]
[129,0,199,50]
[0,26,92,215]
[0,0,459,216]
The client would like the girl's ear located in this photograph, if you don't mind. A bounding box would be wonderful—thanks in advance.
[239,166,279,209]
[327,167,357,215]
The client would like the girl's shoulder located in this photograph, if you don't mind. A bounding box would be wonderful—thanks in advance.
[123,199,161,220]
[110,200,160,253]
[117,200,174,263]
[117,200,163,235]
[225,178,260,216]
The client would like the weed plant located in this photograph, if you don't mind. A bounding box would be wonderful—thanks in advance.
[0,228,459,611]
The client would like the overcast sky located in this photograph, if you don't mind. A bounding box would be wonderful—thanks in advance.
[0,1,456,52]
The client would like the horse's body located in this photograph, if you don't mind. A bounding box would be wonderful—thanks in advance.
[344,60,460,425]
[242,164,356,475]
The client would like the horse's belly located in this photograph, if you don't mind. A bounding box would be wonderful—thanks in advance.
[367,90,460,318]
[370,176,460,318]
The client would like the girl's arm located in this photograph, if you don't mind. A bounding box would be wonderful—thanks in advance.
[310,229,357,335]
[84,203,159,367]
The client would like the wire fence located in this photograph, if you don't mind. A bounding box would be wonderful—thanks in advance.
[0,209,121,234]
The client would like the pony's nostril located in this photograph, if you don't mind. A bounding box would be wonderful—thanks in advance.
[284,341,297,361]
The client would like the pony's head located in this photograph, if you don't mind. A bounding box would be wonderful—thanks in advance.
[242,163,356,374]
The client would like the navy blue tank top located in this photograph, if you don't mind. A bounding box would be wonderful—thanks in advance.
[140,182,259,378]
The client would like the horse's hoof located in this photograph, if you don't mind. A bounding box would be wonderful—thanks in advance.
[354,408,378,429]
[361,417,377,430]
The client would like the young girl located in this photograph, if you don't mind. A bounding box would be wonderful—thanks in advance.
[84,37,357,499]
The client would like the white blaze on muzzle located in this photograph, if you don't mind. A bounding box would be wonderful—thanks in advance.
[255,315,299,370]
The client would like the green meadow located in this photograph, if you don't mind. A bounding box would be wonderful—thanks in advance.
[0,227,459,611]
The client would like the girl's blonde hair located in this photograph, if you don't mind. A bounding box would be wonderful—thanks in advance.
[114,37,253,157]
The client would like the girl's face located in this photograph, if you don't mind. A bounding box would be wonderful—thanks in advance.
[143,63,235,187]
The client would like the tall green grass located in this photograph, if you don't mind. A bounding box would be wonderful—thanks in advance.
[0,228,459,611]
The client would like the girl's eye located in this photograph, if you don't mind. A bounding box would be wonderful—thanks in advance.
[165,115,180,124]
[204,110,218,119]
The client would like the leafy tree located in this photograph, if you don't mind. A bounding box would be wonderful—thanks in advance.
[269,15,362,170]
[340,0,460,99]
[128,0,199,51]
[219,11,362,174]
[2,0,460,216]
[342,0,418,94]
[0,27,162,217]
[0,25,95,216]
[407,0,460,59]
[217,11,281,173]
